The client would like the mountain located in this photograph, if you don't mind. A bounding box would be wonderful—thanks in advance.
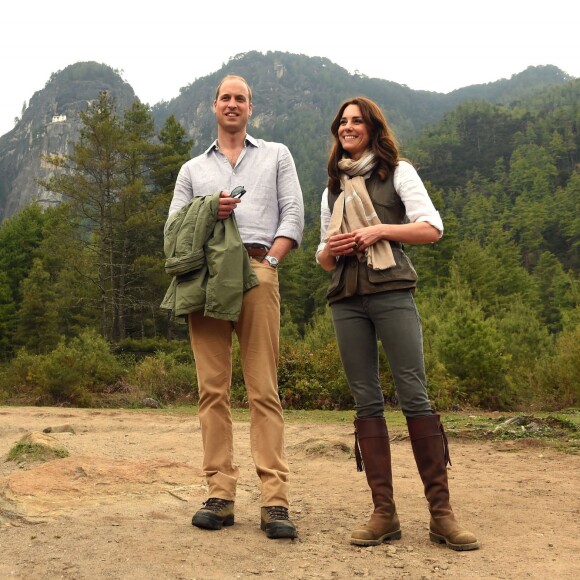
[445,64,572,106]
[0,62,136,221]
[0,52,573,222]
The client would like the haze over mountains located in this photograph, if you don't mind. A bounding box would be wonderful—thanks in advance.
[0,50,573,222]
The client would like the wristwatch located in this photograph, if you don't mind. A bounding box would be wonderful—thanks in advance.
[263,255,279,269]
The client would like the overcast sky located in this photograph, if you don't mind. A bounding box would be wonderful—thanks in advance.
[1,0,578,137]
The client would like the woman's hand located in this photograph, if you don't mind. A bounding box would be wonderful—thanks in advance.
[317,232,358,271]
[326,232,358,256]
[351,225,386,251]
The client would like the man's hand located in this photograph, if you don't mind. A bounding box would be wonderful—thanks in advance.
[217,191,241,220]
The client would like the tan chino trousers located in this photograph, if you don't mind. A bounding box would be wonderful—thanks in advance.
[188,259,290,507]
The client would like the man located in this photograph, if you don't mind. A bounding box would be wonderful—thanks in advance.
[165,75,304,539]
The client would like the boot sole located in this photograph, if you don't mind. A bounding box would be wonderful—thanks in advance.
[429,532,480,551]
[261,522,298,539]
[192,512,234,530]
[350,529,402,547]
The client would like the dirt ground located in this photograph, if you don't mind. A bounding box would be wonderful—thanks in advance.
[0,407,578,580]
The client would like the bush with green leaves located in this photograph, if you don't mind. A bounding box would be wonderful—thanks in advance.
[0,329,122,405]
[533,323,580,409]
[131,351,197,404]
[113,337,193,362]
[277,340,352,410]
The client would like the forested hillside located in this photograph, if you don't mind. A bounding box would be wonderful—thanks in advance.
[0,53,569,222]
[0,67,578,412]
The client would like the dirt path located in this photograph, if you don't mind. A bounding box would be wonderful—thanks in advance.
[0,407,578,579]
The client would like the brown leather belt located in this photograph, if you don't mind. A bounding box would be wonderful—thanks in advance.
[244,244,268,259]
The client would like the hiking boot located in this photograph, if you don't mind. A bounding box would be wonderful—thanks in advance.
[260,506,297,539]
[191,498,234,530]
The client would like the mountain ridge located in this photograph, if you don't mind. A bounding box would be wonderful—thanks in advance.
[0,52,573,221]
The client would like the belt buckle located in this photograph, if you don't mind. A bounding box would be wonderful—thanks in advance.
[244,244,268,260]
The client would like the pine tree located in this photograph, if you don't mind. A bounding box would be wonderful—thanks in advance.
[14,258,60,353]
[153,114,193,195]
[0,272,16,359]
[40,92,147,341]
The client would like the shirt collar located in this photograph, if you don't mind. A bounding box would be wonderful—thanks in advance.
[204,134,259,155]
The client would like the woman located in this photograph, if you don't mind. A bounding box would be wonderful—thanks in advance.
[316,97,478,551]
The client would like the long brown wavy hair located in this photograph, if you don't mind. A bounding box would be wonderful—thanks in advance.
[327,97,400,196]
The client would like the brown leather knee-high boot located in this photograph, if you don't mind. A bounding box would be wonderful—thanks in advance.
[350,417,402,546]
[407,414,479,551]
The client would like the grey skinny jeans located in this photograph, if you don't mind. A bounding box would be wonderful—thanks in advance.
[330,289,433,418]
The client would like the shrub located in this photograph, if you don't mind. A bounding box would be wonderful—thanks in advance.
[0,329,123,405]
[131,351,196,404]
[0,349,38,396]
[278,340,352,410]
[533,324,580,409]
[113,337,192,363]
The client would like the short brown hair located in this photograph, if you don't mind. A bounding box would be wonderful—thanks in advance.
[214,75,253,103]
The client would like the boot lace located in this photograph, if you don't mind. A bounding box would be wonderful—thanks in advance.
[203,498,230,513]
[264,506,290,521]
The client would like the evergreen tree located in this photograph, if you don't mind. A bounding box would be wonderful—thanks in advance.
[0,204,46,355]
[153,114,193,195]
[41,92,132,340]
[36,205,100,339]
[450,233,537,316]
[509,144,557,200]
[0,272,16,359]
[113,100,161,339]
[533,251,575,333]
[435,267,512,408]
[548,170,580,270]
[14,258,60,353]
[495,299,553,404]
[145,114,193,339]
[0,204,46,304]
[407,183,456,289]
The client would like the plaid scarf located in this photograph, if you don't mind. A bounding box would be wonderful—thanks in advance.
[325,152,396,270]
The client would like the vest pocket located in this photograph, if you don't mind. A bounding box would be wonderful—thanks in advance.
[326,259,346,298]
[367,248,418,284]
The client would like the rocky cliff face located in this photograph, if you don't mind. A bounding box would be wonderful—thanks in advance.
[0,62,136,221]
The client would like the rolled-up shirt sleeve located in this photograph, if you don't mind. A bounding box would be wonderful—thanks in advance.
[164,165,194,235]
[316,188,331,261]
[394,161,443,236]
[169,166,193,216]
[274,146,305,246]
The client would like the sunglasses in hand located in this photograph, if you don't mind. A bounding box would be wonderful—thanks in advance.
[230,186,246,198]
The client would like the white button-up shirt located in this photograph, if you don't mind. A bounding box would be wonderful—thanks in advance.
[167,134,304,248]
